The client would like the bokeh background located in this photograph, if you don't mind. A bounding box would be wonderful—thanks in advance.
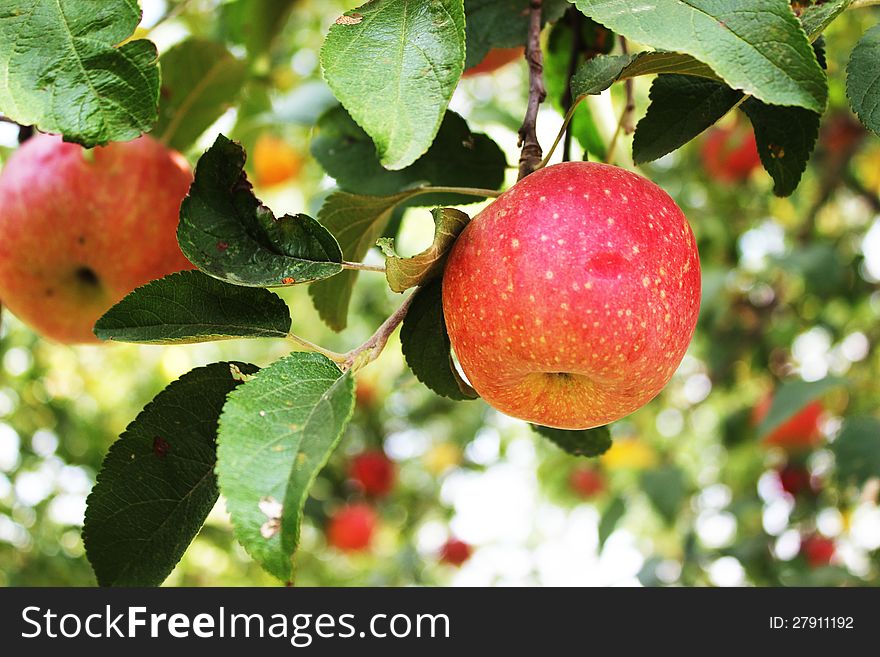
[1,0,879,586]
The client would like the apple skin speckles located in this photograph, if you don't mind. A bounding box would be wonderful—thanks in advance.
[442,161,701,430]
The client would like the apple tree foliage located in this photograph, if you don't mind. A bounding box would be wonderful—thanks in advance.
[1,0,879,586]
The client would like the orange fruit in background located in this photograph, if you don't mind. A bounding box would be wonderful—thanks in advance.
[462,47,524,77]
[252,134,302,187]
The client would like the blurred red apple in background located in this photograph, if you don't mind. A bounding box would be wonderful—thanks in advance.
[753,395,824,451]
[327,504,376,552]
[700,125,760,184]
[776,463,814,497]
[349,450,395,497]
[569,467,605,498]
[443,162,701,429]
[0,133,193,344]
[462,47,523,77]
[439,538,472,566]
[800,533,835,568]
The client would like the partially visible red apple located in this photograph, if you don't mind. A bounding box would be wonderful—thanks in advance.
[700,125,760,184]
[776,463,814,497]
[0,133,193,344]
[327,503,376,552]
[442,162,701,429]
[439,538,472,566]
[800,533,835,568]
[569,467,605,498]
[462,47,523,77]
[349,450,395,497]
[753,395,824,451]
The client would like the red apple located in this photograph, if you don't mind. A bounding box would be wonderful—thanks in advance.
[442,162,701,429]
[800,533,835,568]
[462,47,523,78]
[327,503,376,552]
[0,133,193,344]
[569,466,605,498]
[349,450,395,497]
[776,463,813,497]
[439,538,472,566]
[700,125,760,183]
[753,395,823,450]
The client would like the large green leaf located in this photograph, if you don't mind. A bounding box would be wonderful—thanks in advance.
[308,190,421,331]
[847,23,880,137]
[742,97,820,197]
[94,271,292,344]
[154,39,247,152]
[632,75,743,164]
[756,378,842,438]
[532,424,612,457]
[378,208,470,292]
[400,278,477,401]
[179,135,343,287]
[799,0,852,40]
[310,107,506,204]
[569,0,827,113]
[0,0,160,146]
[217,353,355,582]
[83,362,257,586]
[832,417,880,488]
[321,0,466,170]
[464,0,569,68]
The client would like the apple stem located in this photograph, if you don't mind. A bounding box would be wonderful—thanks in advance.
[342,261,386,273]
[561,8,585,162]
[284,292,417,373]
[285,334,349,364]
[340,292,417,373]
[619,37,636,136]
[536,101,581,170]
[517,0,547,180]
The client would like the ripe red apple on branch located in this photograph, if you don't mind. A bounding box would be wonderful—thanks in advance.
[349,450,396,497]
[0,134,194,344]
[442,162,701,430]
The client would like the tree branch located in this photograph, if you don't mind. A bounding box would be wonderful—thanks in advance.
[619,37,636,135]
[341,293,416,372]
[517,0,547,180]
[562,9,584,162]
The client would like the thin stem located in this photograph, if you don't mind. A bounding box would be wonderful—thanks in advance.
[536,100,581,169]
[619,37,636,135]
[286,334,348,364]
[562,9,584,162]
[418,185,502,198]
[517,0,547,180]
[603,103,629,164]
[341,293,417,373]
[140,0,194,38]
[342,261,385,273]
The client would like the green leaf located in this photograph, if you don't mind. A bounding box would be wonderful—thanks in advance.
[464,0,569,68]
[640,464,687,525]
[532,424,612,457]
[379,208,470,293]
[847,23,880,137]
[321,0,466,170]
[94,271,292,344]
[633,75,743,164]
[217,353,355,582]
[756,377,843,438]
[83,362,257,586]
[308,189,421,331]
[570,0,827,113]
[154,39,247,152]
[179,135,343,287]
[741,97,820,197]
[598,496,626,549]
[571,51,718,99]
[799,0,852,40]
[310,107,506,204]
[400,278,477,401]
[218,0,298,59]
[831,417,880,488]
[0,0,160,146]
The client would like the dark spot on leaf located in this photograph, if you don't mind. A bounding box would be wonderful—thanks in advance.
[153,436,171,459]
[216,240,229,251]
[77,235,86,245]
[769,144,785,159]
[335,13,363,25]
